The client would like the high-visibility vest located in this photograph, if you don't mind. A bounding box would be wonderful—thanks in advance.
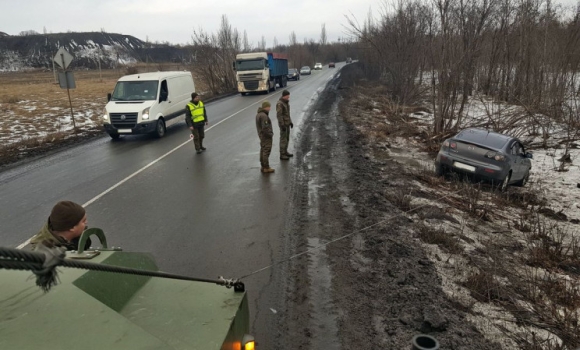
[187,101,205,123]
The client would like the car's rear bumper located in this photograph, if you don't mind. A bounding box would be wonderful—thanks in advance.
[436,151,509,181]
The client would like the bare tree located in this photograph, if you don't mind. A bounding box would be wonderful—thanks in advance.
[320,23,328,45]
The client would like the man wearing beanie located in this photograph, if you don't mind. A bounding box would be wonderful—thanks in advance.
[256,101,275,173]
[30,201,90,251]
[276,90,293,160]
[185,92,209,154]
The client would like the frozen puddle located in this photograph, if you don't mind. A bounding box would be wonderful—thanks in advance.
[307,237,341,350]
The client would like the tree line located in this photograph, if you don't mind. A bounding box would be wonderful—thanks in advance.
[189,15,359,95]
[348,0,580,139]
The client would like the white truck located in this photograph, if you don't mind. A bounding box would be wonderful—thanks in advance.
[103,71,195,139]
[234,52,288,95]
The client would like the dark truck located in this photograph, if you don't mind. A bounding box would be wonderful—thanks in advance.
[0,229,254,350]
[234,52,289,95]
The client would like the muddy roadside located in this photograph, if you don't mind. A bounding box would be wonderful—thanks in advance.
[279,63,500,349]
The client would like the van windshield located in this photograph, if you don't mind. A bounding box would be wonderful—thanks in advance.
[111,81,159,101]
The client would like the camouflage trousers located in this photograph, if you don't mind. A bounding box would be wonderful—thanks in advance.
[191,126,205,151]
[260,136,273,168]
[279,126,290,155]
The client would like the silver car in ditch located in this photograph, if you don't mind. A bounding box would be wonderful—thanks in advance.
[435,128,533,190]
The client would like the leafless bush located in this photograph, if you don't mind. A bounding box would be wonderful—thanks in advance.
[124,66,138,75]
[416,222,462,254]
[464,270,505,303]
[524,216,580,274]
[385,188,413,211]
[1,96,21,104]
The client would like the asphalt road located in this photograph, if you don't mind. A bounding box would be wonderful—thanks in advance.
[0,63,344,345]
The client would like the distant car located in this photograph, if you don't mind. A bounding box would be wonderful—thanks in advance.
[329,62,335,68]
[314,63,323,70]
[287,68,300,81]
[300,66,311,75]
[346,57,352,64]
[435,128,533,191]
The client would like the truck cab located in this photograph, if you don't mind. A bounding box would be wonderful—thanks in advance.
[234,52,288,95]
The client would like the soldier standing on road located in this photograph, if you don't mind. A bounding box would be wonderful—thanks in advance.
[256,101,274,173]
[30,201,90,251]
[276,90,293,160]
[185,93,209,154]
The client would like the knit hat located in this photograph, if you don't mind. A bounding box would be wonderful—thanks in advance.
[262,101,271,108]
[282,90,290,96]
[191,92,198,100]
[49,201,86,232]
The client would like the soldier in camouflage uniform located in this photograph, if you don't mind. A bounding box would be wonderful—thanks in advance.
[30,201,91,251]
[256,101,274,173]
[276,90,293,160]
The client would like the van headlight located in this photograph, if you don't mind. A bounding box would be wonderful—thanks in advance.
[142,107,150,120]
[103,109,109,121]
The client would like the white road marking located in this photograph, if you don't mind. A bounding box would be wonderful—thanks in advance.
[16,96,271,249]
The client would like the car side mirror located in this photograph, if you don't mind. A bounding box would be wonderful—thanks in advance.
[525,152,533,159]
[107,93,112,102]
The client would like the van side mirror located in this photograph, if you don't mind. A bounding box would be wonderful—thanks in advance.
[525,152,533,159]
[107,93,112,102]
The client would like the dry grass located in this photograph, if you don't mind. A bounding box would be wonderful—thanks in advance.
[415,222,463,254]
[0,65,209,165]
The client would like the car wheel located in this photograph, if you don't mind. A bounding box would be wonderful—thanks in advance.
[241,92,247,96]
[435,162,446,176]
[109,132,120,140]
[515,170,530,187]
[155,119,166,138]
[499,171,511,192]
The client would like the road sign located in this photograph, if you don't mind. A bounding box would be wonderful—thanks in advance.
[53,47,73,70]
[58,72,76,89]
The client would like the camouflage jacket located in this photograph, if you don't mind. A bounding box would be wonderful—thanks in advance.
[30,222,90,251]
[276,98,292,127]
[256,107,274,139]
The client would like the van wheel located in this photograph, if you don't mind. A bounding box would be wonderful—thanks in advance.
[109,132,120,140]
[155,119,166,138]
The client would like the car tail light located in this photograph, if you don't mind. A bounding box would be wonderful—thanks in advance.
[450,142,457,150]
[485,151,506,161]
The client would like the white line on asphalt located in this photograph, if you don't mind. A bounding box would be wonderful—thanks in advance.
[16,95,273,249]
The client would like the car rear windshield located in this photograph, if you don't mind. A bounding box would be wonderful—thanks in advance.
[289,69,297,73]
[455,130,510,149]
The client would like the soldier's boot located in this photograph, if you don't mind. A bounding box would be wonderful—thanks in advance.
[261,167,275,173]
[196,150,202,154]
[200,140,206,151]
[280,154,290,160]
[285,152,294,157]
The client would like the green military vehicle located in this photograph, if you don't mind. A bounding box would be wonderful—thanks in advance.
[0,229,254,350]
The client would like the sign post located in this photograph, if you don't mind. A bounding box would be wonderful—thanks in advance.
[53,48,77,131]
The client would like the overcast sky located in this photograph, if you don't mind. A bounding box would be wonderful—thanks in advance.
[1,0,578,46]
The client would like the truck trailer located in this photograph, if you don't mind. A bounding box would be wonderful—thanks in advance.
[234,52,288,95]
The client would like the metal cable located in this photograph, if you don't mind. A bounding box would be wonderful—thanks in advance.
[0,246,243,291]
[238,188,463,279]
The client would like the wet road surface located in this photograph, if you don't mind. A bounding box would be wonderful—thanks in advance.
[0,64,344,346]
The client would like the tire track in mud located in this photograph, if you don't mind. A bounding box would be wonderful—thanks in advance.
[280,64,501,349]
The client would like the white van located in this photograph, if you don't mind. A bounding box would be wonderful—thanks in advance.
[103,71,195,139]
